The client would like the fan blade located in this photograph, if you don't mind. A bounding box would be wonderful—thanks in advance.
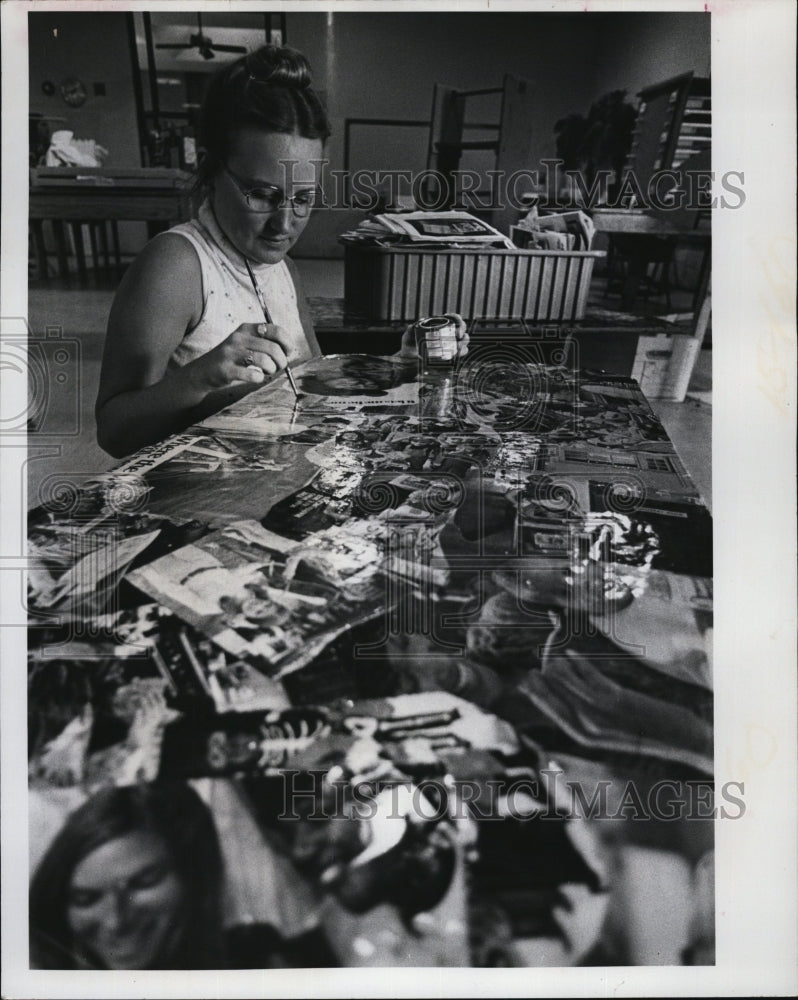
[155,43,193,50]
[208,44,248,53]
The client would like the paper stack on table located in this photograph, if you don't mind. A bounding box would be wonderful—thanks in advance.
[512,207,596,251]
[339,210,515,249]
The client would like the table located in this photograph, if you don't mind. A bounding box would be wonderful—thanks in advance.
[591,207,711,317]
[29,167,194,281]
[27,344,714,967]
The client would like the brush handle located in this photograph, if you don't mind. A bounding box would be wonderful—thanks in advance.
[244,258,299,397]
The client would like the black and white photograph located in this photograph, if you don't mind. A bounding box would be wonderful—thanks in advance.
[1,1,796,997]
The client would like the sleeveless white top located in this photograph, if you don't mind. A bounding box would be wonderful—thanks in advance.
[163,200,317,369]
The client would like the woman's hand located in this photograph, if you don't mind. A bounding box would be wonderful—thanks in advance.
[184,322,293,391]
[398,313,470,362]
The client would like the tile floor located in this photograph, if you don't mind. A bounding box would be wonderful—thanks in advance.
[26,260,712,512]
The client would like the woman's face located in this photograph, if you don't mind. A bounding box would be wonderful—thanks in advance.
[212,128,323,266]
[67,831,185,970]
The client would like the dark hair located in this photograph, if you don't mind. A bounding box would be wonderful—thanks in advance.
[29,783,225,970]
[196,44,331,191]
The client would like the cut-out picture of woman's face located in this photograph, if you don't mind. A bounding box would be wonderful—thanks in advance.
[67,831,185,971]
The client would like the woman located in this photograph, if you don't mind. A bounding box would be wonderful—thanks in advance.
[30,783,225,969]
[29,782,338,970]
[95,46,330,458]
[95,43,467,458]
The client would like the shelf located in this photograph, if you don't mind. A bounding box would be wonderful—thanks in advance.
[623,73,711,187]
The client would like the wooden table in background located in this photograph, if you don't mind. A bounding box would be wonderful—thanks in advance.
[591,207,711,319]
[29,167,194,282]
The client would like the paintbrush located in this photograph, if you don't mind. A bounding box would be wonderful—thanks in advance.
[244,258,299,398]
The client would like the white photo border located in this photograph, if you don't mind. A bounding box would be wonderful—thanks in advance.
[2,1,796,997]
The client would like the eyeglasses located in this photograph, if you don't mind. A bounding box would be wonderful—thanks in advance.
[221,163,319,217]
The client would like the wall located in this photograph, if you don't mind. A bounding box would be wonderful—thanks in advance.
[287,10,710,258]
[591,12,711,101]
[29,10,146,254]
[288,11,603,257]
[26,11,711,261]
[29,11,141,168]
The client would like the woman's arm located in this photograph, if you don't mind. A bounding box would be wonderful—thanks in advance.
[95,234,207,457]
[95,235,292,458]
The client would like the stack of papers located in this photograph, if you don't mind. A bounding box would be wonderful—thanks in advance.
[512,208,596,251]
[339,210,516,249]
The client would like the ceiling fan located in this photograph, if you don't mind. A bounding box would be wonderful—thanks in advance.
[155,14,248,61]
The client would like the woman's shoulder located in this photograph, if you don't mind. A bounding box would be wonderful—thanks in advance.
[146,228,204,273]
[108,230,204,333]
[116,230,202,300]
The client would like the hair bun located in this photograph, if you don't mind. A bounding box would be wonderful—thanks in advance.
[246,45,312,89]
